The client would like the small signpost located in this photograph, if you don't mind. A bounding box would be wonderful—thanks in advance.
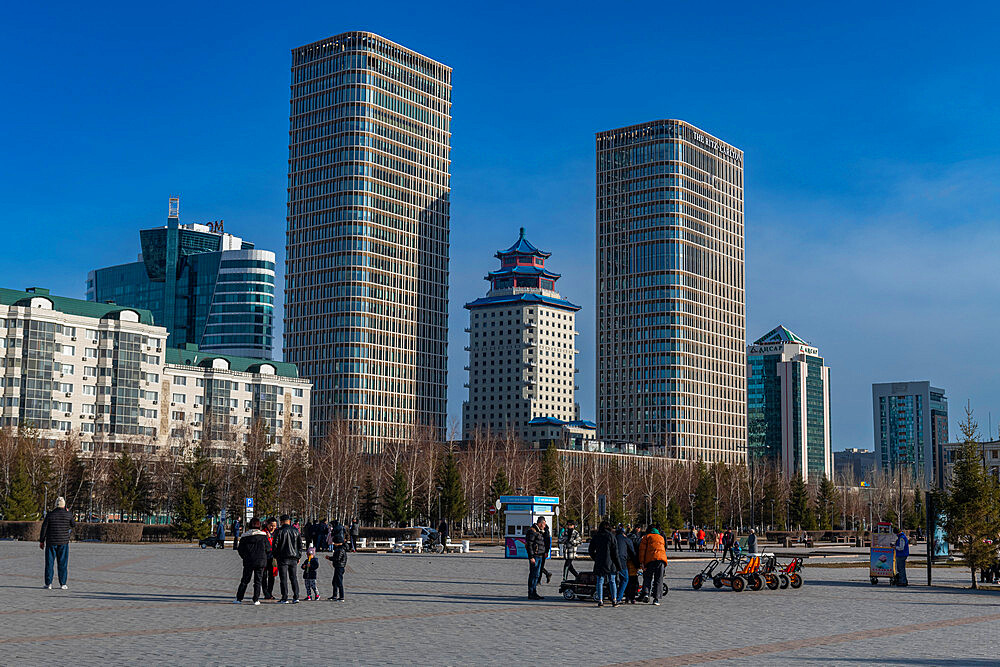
[245,497,254,523]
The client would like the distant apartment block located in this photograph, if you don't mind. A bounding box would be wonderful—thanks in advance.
[872,381,948,488]
[285,32,451,447]
[833,448,876,482]
[596,120,746,463]
[462,229,579,441]
[88,198,276,359]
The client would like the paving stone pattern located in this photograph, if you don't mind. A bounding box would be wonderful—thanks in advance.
[0,542,997,665]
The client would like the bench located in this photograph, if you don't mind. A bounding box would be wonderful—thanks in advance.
[397,539,422,553]
[443,539,468,553]
[369,538,396,550]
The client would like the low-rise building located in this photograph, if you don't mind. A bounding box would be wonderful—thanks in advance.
[941,439,1000,486]
[833,448,876,482]
[0,286,308,458]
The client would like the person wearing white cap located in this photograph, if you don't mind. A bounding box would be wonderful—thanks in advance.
[39,497,75,589]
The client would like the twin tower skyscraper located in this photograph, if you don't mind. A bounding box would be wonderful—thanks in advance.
[286,32,747,462]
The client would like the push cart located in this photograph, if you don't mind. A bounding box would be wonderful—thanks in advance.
[870,521,897,585]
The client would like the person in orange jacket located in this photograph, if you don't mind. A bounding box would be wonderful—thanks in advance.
[637,526,668,605]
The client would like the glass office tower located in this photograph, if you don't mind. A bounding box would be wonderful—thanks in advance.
[873,381,948,488]
[285,32,451,447]
[747,325,831,482]
[596,120,746,463]
[88,199,276,359]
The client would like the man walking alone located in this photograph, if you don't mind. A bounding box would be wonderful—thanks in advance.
[272,515,302,603]
[525,517,547,600]
[39,497,74,589]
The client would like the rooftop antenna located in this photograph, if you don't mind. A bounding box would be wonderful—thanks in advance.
[168,197,179,219]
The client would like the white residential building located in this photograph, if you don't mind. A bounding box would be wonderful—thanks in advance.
[0,287,309,457]
[462,229,580,441]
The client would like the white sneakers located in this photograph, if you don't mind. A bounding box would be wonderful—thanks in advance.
[60,585,68,590]
[45,584,52,590]
[253,601,261,606]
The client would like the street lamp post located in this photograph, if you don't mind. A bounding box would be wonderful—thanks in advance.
[770,500,774,531]
[436,485,444,527]
[713,495,719,531]
[353,484,359,521]
[42,481,50,519]
[87,481,94,524]
[785,498,790,532]
[688,492,695,529]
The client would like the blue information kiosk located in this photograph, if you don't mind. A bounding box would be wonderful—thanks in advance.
[499,495,559,558]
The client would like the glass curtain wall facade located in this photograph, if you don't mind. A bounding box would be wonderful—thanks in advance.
[873,381,947,488]
[88,205,276,359]
[285,32,451,448]
[747,326,831,482]
[596,120,746,463]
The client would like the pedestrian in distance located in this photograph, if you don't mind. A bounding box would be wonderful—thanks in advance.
[614,524,636,604]
[325,540,348,601]
[301,547,320,600]
[272,514,302,603]
[894,527,909,586]
[687,528,697,551]
[525,517,547,600]
[561,520,582,580]
[638,525,668,605]
[231,518,242,551]
[557,524,567,559]
[315,518,329,552]
[40,496,75,590]
[672,529,682,552]
[588,520,621,607]
[234,517,271,605]
[698,527,706,551]
[262,518,278,600]
[438,518,449,551]
[540,522,553,583]
[746,528,758,555]
[350,517,360,552]
[721,528,734,562]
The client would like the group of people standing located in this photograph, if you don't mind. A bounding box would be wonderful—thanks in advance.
[234,515,349,605]
[524,517,671,607]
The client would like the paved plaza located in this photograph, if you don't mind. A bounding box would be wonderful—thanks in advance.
[0,541,998,665]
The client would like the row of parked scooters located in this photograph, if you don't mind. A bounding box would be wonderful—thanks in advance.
[692,553,804,592]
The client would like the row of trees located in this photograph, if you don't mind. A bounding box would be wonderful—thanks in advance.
[2,420,929,538]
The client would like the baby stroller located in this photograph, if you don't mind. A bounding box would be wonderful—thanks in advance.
[559,570,600,602]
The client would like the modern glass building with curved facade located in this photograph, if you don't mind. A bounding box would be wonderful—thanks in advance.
[596,120,746,463]
[88,200,276,359]
[285,32,451,447]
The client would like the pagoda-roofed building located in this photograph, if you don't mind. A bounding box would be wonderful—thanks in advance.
[462,229,580,442]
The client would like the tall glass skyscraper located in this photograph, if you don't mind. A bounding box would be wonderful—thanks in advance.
[285,32,451,447]
[872,381,948,488]
[747,325,831,482]
[596,120,746,463]
[88,199,276,359]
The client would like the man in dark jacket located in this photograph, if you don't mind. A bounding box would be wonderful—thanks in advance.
[350,518,360,552]
[588,521,621,607]
[39,497,75,589]
[614,525,636,604]
[325,539,349,600]
[235,518,271,604]
[438,519,449,549]
[525,517,547,600]
[272,515,302,603]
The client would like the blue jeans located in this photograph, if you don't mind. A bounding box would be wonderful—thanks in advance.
[616,571,628,602]
[527,558,543,596]
[593,574,616,602]
[45,544,69,586]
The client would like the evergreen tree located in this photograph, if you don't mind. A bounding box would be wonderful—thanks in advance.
[359,474,379,524]
[908,490,924,531]
[256,458,279,519]
[185,446,220,515]
[816,475,838,530]
[2,463,40,520]
[382,467,410,527]
[172,478,209,541]
[110,452,151,519]
[489,469,511,503]
[946,407,1000,589]
[536,443,562,496]
[692,463,715,526]
[665,498,684,532]
[788,474,811,530]
[436,449,467,527]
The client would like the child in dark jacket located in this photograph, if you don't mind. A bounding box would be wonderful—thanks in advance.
[301,547,320,600]
[325,543,348,601]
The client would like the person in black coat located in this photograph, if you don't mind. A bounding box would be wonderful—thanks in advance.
[614,525,637,604]
[588,521,621,607]
[525,517,547,600]
[325,541,349,601]
[235,518,271,604]
[39,497,75,589]
[272,515,302,603]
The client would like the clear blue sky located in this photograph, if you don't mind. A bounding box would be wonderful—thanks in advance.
[3,1,1000,449]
